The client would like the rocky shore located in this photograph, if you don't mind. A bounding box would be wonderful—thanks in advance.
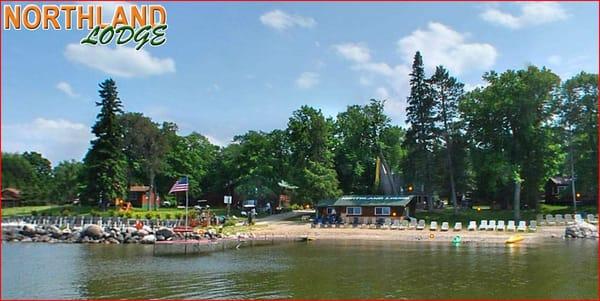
[564,221,599,239]
[2,223,234,244]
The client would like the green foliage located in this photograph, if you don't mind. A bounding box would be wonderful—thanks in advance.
[82,79,128,209]
[90,209,101,217]
[125,212,132,219]
[287,106,341,204]
[175,212,183,220]
[135,214,141,219]
[52,160,84,204]
[165,213,172,220]
[145,212,153,220]
[223,219,237,227]
[31,210,38,216]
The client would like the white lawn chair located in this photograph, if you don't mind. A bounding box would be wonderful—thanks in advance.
[496,220,505,231]
[408,219,417,230]
[545,214,556,226]
[390,219,400,230]
[487,220,497,231]
[517,221,527,232]
[528,220,537,232]
[506,220,516,232]
[536,214,545,226]
[369,217,377,229]
[575,214,583,223]
[478,220,488,231]
[400,219,409,230]
[467,221,476,231]
[383,218,392,229]
[555,214,565,225]
[416,219,425,230]
[587,214,598,225]
[429,221,438,231]
[360,217,368,229]
[441,222,449,231]
[453,222,462,231]
[564,214,574,225]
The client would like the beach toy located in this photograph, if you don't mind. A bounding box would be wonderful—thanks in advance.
[452,235,461,244]
[505,235,524,244]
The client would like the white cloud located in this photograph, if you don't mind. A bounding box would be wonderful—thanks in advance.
[2,118,92,164]
[56,81,79,98]
[260,10,316,31]
[295,72,320,89]
[64,44,175,78]
[397,22,497,75]
[205,134,229,147]
[334,43,371,63]
[481,2,568,29]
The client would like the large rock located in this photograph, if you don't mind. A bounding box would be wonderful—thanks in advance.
[565,221,599,239]
[141,235,156,244]
[155,227,174,239]
[82,224,104,239]
[21,224,37,237]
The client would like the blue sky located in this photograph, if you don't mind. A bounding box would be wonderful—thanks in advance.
[2,2,598,164]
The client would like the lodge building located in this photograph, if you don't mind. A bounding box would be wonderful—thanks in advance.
[316,195,417,219]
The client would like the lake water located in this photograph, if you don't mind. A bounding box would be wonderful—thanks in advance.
[2,239,598,299]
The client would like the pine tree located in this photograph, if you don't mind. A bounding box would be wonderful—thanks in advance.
[403,51,436,210]
[429,66,464,213]
[82,79,128,209]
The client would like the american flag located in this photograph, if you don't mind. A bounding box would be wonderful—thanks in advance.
[169,177,189,193]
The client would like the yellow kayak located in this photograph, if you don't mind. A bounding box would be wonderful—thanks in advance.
[506,235,524,244]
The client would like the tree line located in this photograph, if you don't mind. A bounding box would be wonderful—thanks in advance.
[2,52,597,211]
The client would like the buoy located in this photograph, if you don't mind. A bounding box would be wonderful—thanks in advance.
[505,235,524,244]
[429,233,435,239]
[452,235,461,244]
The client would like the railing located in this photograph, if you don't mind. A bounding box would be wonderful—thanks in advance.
[1,215,186,230]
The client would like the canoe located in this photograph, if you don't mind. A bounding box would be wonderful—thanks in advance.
[505,235,524,244]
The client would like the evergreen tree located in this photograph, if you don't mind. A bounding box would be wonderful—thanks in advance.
[403,51,436,209]
[82,79,127,209]
[429,66,464,212]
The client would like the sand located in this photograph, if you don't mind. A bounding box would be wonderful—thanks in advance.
[250,221,567,244]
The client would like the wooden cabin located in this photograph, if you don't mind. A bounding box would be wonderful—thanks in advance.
[316,195,416,220]
[2,188,22,208]
[544,176,571,204]
[128,186,159,210]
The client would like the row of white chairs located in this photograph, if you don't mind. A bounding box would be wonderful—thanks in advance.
[312,217,537,232]
[538,214,598,225]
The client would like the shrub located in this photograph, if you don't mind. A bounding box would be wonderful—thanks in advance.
[135,214,141,219]
[61,208,72,216]
[31,210,38,216]
[107,210,115,217]
[175,213,183,220]
[155,213,161,219]
[117,211,125,218]
[125,212,132,219]
[145,212,153,220]
[90,209,100,217]
[165,213,172,220]
[290,204,303,210]
[40,211,48,217]
[223,219,236,227]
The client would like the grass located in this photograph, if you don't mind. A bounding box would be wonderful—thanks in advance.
[1,204,242,219]
[414,204,598,224]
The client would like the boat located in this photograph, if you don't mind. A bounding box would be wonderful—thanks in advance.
[505,235,524,244]
[299,235,316,242]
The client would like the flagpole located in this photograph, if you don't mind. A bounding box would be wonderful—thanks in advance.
[185,175,189,240]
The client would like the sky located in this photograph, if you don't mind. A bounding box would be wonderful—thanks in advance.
[2,2,598,164]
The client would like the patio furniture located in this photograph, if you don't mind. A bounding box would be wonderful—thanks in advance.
[506,220,516,232]
[517,221,527,232]
[555,214,565,225]
[429,221,438,231]
[454,222,462,231]
[487,220,497,231]
[478,220,488,231]
[399,219,409,230]
[467,221,477,231]
[416,219,425,230]
[545,214,556,226]
[496,220,505,231]
[528,220,537,232]
[441,222,449,231]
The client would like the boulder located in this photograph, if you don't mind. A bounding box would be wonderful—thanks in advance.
[82,224,104,238]
[136,229,149,237]
[156,235,165,241]
[141,235,156,244]
[155,227,174,239]
[565,221,598,239]
[21,224,37,237]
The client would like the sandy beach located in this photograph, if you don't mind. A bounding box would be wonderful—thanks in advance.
[251,221,567,244]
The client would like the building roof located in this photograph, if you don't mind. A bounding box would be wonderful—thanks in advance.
[129,186,151,192]
[2,188,22,201]
[318,195,414,207]
[549,176,572,186]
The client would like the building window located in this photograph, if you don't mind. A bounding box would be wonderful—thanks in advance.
[375,207,391,216]
[346,207,362,215]
[326,207,336,215]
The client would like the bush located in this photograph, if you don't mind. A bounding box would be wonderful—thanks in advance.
[188,211,198,220]
[61,208,72,216]
[125,212,132,219]
[290,204,303,210]
[117,211,125,218]
[145,212,153,220]
[40,211,48,217]
[175,213,183,220]
[31,210,38,216]
[135,214,141,219]
[165,213,172,220]
[107,210,115,217]
[90,209,100,217]
[155,213,161,219]
[223,219,236,227]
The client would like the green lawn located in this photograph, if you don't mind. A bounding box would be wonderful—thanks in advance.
[2,204,242,219]
[414,204,597,224]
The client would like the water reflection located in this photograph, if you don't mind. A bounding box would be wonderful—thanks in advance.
[2,239,597,299]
